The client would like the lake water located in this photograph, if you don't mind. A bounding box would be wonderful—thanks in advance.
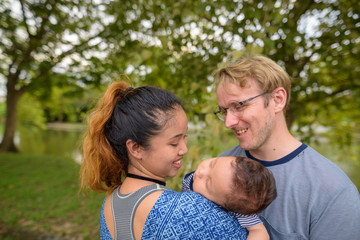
[9,125,360,191]
[15,125,84,164]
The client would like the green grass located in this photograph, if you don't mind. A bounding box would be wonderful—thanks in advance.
[0,153,105,239]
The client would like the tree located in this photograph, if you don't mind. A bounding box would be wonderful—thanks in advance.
[1,0,359,155]
[101,0,360,147]
[0,0,105,151]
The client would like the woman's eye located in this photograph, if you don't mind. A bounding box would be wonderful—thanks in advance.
[171,143,179,147]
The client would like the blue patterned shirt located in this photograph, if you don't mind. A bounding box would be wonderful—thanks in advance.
[182,171,262,228]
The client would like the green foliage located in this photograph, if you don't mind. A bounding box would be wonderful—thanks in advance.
[103,0,360,173]
[0,101,5,119]
[40,85,103,123]
[17,93,47,129]
[0,0,105,89]
[96,0,360,148]
[0,0,110,150]
[1,0,359,155]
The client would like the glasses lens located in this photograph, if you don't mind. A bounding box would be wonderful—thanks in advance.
[214,108,225,121]
[229,102,244,115]
[217,113,224,121]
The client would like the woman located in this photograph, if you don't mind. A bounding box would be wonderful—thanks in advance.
[80,80,248,240]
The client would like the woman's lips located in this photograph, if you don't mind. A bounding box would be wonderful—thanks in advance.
[173,159,182,168]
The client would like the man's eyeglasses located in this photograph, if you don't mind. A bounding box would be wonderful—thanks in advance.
[214,92,268,121]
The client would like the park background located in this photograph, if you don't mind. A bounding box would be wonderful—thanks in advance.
[0,0,359,239]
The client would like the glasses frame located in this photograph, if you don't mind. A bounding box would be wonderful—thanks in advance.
[214,92,268,121]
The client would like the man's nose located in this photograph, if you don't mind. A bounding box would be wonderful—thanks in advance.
[224,111,239,128]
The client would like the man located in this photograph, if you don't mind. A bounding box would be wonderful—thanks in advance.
[213,55,360,240]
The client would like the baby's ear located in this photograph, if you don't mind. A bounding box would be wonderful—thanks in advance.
[126,139,143,159]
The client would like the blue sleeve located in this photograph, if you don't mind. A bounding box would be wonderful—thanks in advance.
[181,171,194,192]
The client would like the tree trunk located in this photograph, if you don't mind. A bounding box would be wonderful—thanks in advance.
[0,84,23,152]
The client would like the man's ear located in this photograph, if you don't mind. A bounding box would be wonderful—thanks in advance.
[271,87,287,113]
[126,139,143,159]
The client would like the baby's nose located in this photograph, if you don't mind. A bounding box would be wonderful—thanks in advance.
[197,165,208,178]
[195,168,201,177]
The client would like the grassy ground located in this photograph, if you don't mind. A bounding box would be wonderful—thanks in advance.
[0,153,105,240]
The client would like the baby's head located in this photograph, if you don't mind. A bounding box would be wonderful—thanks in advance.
[192,156,277,215]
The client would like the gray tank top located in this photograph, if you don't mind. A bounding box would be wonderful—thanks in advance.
[111,184,168,240]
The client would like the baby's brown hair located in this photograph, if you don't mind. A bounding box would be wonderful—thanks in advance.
[222,156,277,215]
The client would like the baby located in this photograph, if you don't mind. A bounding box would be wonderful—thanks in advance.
[182,156,277,240]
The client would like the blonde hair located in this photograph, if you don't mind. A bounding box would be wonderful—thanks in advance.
[214,55,292,112]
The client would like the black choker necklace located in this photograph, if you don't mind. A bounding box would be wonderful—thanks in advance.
[126,173,166,186]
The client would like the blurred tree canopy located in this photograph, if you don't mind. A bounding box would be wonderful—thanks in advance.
[0,0,105,151]
[0,0,359,155]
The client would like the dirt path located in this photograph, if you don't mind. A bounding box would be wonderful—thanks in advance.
[0,224,77,240]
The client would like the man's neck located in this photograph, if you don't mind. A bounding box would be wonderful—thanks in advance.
[249,129,301,162]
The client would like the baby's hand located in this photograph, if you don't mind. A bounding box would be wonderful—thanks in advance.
[245,223,269,240]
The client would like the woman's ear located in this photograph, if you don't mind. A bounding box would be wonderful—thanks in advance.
[126,139,143,159]
[271,87,287,113]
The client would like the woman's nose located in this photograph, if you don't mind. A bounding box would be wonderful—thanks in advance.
[179,140,188,156]
[179,146,188,156]
[182,144,188,155]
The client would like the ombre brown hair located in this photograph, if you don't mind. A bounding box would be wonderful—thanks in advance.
[222,157,277,215]
[213,55,292,113]
[80,81,183,194]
